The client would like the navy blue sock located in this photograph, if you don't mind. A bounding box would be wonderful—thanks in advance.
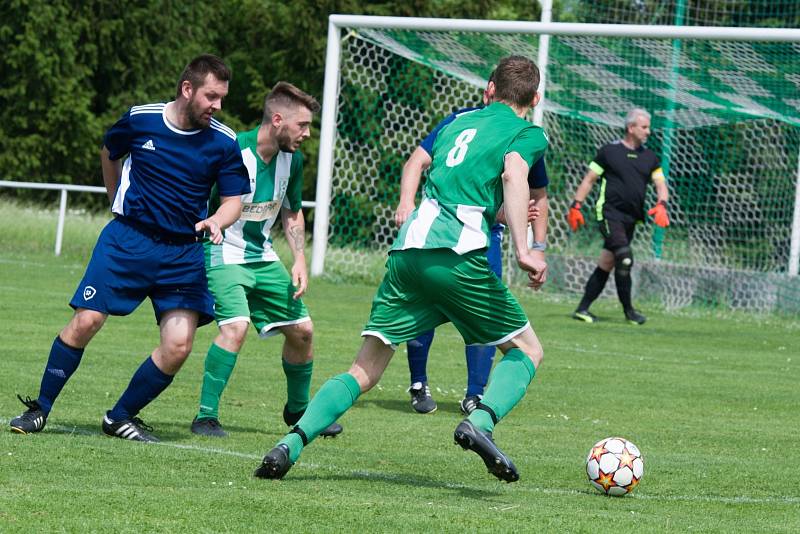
[407,330,435,384]
[465,344,496,397]
[37,336,84,414]
[108,356,173,421]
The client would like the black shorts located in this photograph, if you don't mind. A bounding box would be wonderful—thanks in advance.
[598,219,635,252]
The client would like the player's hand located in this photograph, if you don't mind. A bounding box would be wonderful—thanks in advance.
[495,201,538,225]
[196,217,223,244]
[517,250,547,290]
[567,200,584,232]
[291,261,308,299]
[648,200,669,227]
[527,200,540,223]
[394,201,415,227]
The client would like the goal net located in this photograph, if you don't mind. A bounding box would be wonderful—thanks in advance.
[315,16,800,314]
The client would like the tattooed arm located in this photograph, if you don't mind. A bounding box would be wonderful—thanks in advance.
[281,207,308,299]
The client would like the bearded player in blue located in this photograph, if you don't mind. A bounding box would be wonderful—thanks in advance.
[10,54,250,442]
[395,73,550,415]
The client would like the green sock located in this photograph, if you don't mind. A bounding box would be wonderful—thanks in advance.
[282,359,313,414]
[468,348,535,433]
[197,343,238,420]
[279,373,361,463]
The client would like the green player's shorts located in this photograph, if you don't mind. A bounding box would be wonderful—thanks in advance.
[206,261,310,338]
[362,248,530,346]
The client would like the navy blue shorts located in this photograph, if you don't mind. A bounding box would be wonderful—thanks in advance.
[69,217,214,326]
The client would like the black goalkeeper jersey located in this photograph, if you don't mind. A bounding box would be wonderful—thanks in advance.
[590,140,661,224]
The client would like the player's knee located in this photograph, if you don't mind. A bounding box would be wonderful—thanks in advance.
[220,321,249,349]
[63,310,106,346]
[283,320,313,349]
[162,335,194,360]
[614,246,633,277]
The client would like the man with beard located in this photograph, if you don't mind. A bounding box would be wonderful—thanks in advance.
[10,54,250,442]
[189,82,341,440]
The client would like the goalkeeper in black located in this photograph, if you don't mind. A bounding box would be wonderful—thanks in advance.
[566,108,669,325]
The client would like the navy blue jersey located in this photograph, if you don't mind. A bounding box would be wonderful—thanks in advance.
[104,103,250,237]
[419,106,549,189]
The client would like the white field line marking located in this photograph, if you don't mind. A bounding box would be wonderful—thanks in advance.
[3,419,799,505]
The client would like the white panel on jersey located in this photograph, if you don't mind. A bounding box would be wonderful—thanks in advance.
[240,148,257,203]
[221,219,247,264]
[402,198,440,249]
[452,204,487,255]
[112,157,133,216]
[276,152,292,209]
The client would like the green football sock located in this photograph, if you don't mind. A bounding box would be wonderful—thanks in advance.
[468,348,536,433]
[279,373,361,462]
[197,343,238,420]
[282,359,313,414]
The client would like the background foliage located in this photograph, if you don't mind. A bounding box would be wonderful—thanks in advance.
[0,0,542,210]
[2,0,796,210]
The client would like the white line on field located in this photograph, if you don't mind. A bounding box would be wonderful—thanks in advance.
[3,419,799,505]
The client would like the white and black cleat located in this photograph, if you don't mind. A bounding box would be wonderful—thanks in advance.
[102,415,159,442]
[10,395,48,434]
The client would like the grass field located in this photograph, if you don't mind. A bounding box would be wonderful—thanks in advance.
[0,202,798,533]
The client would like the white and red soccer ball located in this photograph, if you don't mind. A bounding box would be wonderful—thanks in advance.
[586,437,644,496]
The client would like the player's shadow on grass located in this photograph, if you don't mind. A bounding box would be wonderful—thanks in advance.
[284,470,506,498]
[356,398,465,416]
[45,421,188,441]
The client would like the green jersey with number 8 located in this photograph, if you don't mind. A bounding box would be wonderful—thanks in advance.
[392,102,547,255]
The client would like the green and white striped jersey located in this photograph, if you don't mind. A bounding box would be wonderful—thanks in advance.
[392,102,548,255]
[205,127,304,267]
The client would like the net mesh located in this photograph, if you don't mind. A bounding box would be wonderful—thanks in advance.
[321,10,800,314]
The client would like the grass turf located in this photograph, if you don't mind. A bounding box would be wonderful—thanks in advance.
[0,201,798,532]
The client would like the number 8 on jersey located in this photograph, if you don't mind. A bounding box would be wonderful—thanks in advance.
[446,128,477,167]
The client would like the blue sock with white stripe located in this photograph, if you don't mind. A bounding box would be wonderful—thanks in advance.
[108,356,173,421]
[37,336,84,414]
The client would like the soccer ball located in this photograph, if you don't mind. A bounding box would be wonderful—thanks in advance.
[585,437,644,496]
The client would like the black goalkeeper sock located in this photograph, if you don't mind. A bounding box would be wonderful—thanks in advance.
[615,270,633,311]
[578,267,610,310]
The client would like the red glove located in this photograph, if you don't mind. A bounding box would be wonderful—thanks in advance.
[567,200,585,232]
[648,200,669,228]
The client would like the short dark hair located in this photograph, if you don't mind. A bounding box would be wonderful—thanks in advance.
[262,81,320,123]
[175,54,231,99]
[492,56,540,108]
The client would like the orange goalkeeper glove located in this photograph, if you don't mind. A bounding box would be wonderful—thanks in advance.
[648,200,669,228]
[567,200,585,232]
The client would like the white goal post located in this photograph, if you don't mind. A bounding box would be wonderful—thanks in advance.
[311,13,800,314]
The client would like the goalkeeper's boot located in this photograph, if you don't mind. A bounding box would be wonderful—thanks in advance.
[102,414,159,442]
[454,419,519,483]
[254,444,293,480]
[283,404,343,438]
[408,381,437,414]
[572,309,598,323]
[190,416,228,438]
[624,308,647,325]
[10,395,47,434]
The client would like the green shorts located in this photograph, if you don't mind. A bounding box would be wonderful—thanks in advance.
[362,248,530,346]
[206,261,309,338]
